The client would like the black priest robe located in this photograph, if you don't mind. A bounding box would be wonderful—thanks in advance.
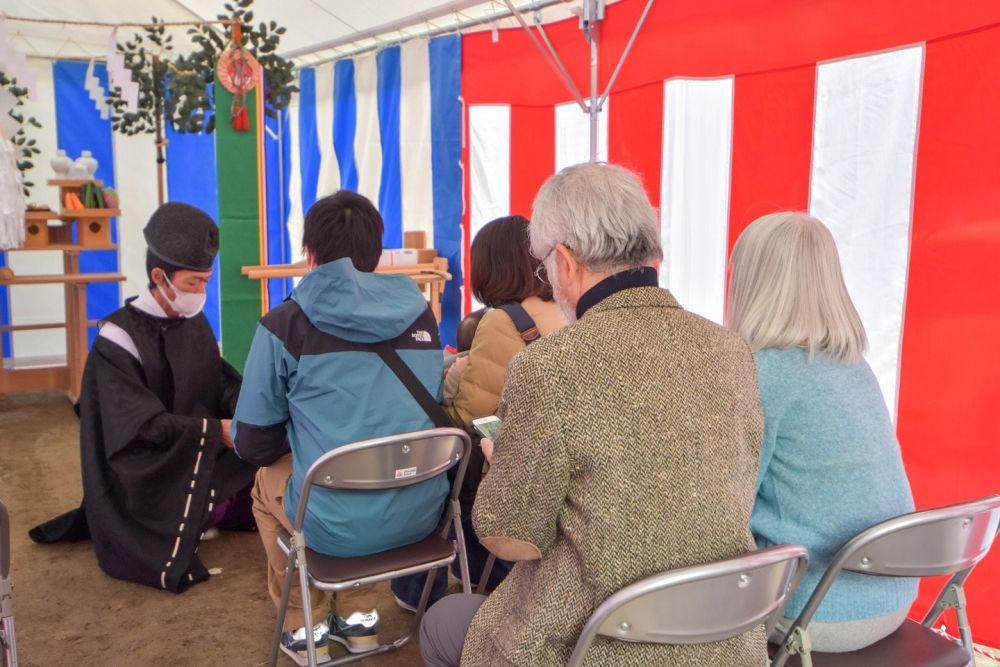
[30,299,257,592]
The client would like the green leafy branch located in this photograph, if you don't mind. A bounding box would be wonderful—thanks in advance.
[109,0,297,136]
[0,70,42,198]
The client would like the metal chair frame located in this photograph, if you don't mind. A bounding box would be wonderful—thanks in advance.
[1,500,17,667]
[267,428,472,667]
[566,544,810,667]
[770,494,1000,667]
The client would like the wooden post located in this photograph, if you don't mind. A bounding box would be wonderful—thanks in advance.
[154,55,166,207]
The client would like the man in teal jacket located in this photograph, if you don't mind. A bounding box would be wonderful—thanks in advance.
[233,191,448,659]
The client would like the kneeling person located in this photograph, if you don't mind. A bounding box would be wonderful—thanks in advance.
[30,203,257,592]
[233,191,448,659]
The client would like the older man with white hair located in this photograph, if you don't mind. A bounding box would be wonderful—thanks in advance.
[421,163,767,666]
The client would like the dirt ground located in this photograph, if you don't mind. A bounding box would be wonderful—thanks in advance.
[0,393,429,667]
[5,393,1000,667]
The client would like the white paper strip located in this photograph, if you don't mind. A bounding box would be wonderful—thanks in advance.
[105,29,138,114]
[84,59,110,120]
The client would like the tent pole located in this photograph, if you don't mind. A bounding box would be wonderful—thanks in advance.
[505,0,587,111]
[589,20,598,162]
[599,0,655,106]
[582,0,605,162]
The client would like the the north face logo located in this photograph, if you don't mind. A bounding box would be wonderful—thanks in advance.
[412,330,432,343]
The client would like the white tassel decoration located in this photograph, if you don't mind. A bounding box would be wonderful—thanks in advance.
[0,128,25,250]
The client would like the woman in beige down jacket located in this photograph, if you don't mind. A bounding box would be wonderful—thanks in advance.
[444,215,565,429]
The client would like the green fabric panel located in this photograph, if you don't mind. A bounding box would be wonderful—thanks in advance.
[214,79,262,372]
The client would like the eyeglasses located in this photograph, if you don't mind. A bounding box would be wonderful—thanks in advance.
[534,247,555,285]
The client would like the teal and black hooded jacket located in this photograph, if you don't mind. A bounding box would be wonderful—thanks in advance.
[232,258,448,557]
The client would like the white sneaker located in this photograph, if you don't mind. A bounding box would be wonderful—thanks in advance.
[280,619,330,660]
[329,609,380,654]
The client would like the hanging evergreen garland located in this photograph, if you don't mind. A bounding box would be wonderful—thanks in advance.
[0,70,42,197]
[108,0,297,136]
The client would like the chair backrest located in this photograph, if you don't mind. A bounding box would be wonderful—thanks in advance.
[0,500,9,580]
[292,428,471,530]
[566,544,809,667]
[771,495,1000,667]
[837,495,1000,578]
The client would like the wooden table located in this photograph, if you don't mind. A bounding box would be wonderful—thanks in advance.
[0,260,125,401]
[241,258,453,321]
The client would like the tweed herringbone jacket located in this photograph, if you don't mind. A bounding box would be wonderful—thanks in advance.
[461,286,767,667]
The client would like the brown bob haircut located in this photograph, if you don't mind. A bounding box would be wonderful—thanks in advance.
[470,215,553,308]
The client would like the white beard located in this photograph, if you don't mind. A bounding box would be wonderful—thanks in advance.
[548,265,578,324]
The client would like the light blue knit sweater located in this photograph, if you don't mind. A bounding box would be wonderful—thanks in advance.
[752,347,918,622]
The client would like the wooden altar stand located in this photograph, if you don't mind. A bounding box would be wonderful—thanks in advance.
[0,267,125,402]
[0,179,126,401]
[241,232,453,321]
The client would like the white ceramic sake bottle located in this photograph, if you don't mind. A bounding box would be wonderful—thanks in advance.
[50,149,71,177]
[75,150,98,177]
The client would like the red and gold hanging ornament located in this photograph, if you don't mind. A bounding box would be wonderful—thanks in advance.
[217,21,260,132]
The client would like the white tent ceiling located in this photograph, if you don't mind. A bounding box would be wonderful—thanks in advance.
[1,0,600,65]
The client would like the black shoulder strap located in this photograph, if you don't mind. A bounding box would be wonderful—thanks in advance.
[374,343,454,428]
[497,302,540,344]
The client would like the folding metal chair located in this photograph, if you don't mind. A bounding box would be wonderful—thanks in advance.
[566,544,809,667]
[1,500,17,667]
[770,494,1000,667]
[268,428,472,667]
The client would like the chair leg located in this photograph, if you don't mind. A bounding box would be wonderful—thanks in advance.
[771,626,812,667]
[299,561,318,667]
[952,587,975,657]
[394,566,440,653]
[270,550,300,667]
[922,578,976,659]
[451,502,472,594]
[1,617,17,667]
[477,554,496,595]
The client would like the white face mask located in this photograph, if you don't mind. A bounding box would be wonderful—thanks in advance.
[157,274,207,318]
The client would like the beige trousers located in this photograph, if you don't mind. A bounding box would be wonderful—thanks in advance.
[252,454,379,631]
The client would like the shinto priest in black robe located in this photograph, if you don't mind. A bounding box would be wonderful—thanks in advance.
[30,203,258,593]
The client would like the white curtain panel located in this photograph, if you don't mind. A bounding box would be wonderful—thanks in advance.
[114,131,158,302]
[353,53,383,207]
[8,58,65,361]
[660,77,735,325]
[554,99,609,172]
[469,104,511,240]
[314,61,340,201]
[285,86,305,264]
[809,45,924,418]
[468,104,511,311]
[399,39,435,238]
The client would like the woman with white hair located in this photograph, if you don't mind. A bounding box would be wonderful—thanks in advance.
[728,212,918,652]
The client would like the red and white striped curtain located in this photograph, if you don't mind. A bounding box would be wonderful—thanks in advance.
[462,0,1000,646]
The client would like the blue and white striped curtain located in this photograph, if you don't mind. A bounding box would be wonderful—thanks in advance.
[278,34,463,346]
